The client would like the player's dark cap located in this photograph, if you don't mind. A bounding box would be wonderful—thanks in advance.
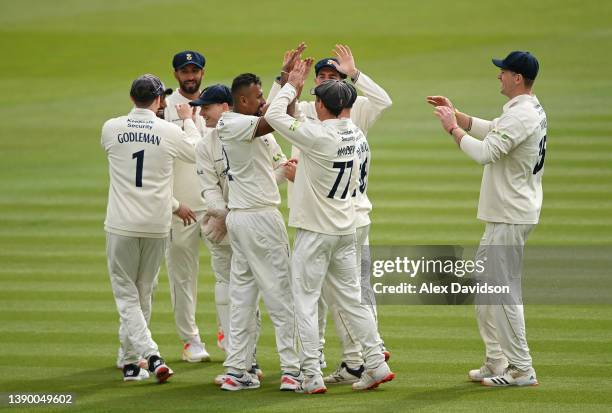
[130,74,173,101]
[189,84,233,106]
[172,50,206,70]
[492,51,539,80]
[314,58,347,79]
[345,82,358,108]
[311,80,354,113]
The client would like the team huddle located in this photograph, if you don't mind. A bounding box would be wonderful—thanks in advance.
[101,42,546,392]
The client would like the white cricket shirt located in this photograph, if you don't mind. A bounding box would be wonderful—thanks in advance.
[353,130,372,228]
[265,84,361,235]
[216,111,286,210]
[196,127,229,212]
[269,72,391,225]
[101,107,196,237]
[461,94,547,224]
[164,89,206,211]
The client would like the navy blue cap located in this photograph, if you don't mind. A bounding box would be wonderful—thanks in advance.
[346,82,357,108]
[130,74,173,101]
[189,84,233,106]
[314,58,347,79]
[311,80,354,112]
[172,50,206,70]
[492,51,539,80]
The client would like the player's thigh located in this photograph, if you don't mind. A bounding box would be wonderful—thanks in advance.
[206,239,232,285]
[356,224,372,283]
[327,233,361,305]
[106,233,140,284]
[292,229,332,296]
[168,213,203,254]
[243,210,292,296]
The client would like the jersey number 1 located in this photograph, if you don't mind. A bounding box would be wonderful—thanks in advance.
[132,150,144,187]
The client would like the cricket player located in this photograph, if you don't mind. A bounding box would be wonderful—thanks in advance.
[191,84,279,384]
[102,74,199,383]
[214,73,301,391]
[270,44,392,373]
[162,50,211,363]
[265,60,395,393]
[428,51,545,386]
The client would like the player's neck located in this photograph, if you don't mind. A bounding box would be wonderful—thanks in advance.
[505,87,532,101]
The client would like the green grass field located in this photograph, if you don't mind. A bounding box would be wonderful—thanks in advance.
[1,1,611,412]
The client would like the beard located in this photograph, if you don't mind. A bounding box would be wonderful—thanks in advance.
[180,79,200,94]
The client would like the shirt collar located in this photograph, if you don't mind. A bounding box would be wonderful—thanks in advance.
[173,88,193,104]
[129,107,157,118]
[503,94,535,112]
[322,118,347,125]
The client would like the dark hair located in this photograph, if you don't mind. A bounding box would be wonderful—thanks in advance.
[231,73,261,96]
[313,80,354,117]
[345,82,358,109]
[524,77,535,88]
[131,95,157,107]
[317,97,342,117]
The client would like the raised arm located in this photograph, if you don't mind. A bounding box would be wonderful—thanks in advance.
[433,105,526,165]
[330,44,392,131]
[264,59,321,151]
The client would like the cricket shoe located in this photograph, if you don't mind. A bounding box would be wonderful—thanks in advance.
[220,372,261,391]
[182,340,211,363]
[214,374,228,386]
[319,350,327,370]
[468,357,508,382]
[324,362,364,384]
[482,365,538,387]
[215,365,264,387]
[296,374,327,394]
[280,371,303,391]
[148,355,173,384]
[352,362,395,391]
[116,347,147,370]
[123,364,150,382]
[249,363,264,380]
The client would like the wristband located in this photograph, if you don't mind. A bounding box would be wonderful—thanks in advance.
[448,126,459,135]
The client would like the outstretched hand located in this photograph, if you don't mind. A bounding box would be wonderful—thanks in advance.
[426,96,455,111]
[434,106,458,133]
[288,58,314,90]
[282,42,307,74]
[330,44,358,78]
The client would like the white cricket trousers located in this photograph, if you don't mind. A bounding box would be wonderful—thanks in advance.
[475,222,534,370]
[327,224,382,368]
[204,237,261,362]
[293,229,384,377]
[106,232,165,364]
[166,211,205,343]
[223,208,300,374]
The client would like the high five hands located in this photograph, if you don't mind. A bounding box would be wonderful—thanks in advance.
[329,44,359,79]
[288,58,314,91]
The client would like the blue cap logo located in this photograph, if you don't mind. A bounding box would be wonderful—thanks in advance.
[172,51,205,70]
